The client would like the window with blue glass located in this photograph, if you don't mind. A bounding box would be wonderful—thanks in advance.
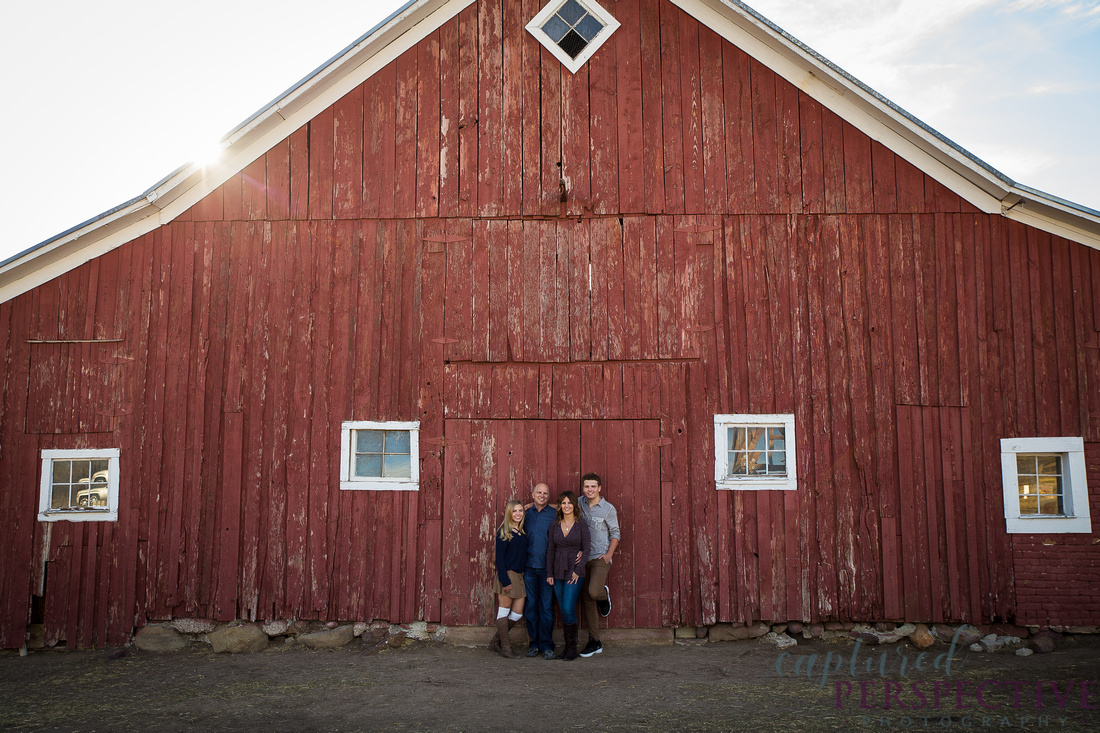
[527,0,620,74]
[340,421,419,490]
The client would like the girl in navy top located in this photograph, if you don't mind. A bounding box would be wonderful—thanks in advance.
[491,499,528,658]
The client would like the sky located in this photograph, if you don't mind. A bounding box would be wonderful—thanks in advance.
[1,0,1098,263]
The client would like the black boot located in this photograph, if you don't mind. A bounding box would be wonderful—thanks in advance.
[561,623,579,661]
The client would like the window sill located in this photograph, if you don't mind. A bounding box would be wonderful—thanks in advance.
[1005,515,1091,534]
[340,480,419,492]
[716,478,797,491]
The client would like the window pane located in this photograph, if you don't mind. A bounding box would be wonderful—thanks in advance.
[558,0,586,25]
[1038,494,1064,515]
[730,427,746,451]
[768,452,787,475]
[749,428,767,452]
[1016,454,1036,475]
[768,427,785,450]
[53,460,72,483]
[541,15,569,42]
[575,14,604,41]
[52,484,72,509]
[729,452,747,476]
[355,454,383,477]
[1017,476,1034,496]
[384,454,412,478]
[1018,493,1038,515]
[558,29,587,58]
[385,430,411,454]
[91,459,110,477]
[71,460,91,483]
[356,430,384,454]
[1037,475,1062,497]
[1036,455,1061,475]
[749,452,767,474]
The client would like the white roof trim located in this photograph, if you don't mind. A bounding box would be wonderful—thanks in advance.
[3,0,1098,304]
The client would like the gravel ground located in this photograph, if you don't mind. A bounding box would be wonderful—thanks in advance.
[1,634,1098,732]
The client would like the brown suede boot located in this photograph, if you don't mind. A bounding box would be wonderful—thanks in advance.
[490,618,519,654]
[497,617,519,658]
[561,623,579,661]
[489,626,502,654]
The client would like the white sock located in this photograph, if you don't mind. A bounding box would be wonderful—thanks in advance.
[496,607,510,620]
[508,611,523,622]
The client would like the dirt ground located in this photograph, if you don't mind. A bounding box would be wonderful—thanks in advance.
[1,633,1098,733]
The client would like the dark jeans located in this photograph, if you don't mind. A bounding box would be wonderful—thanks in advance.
[552,575,583,625]
[524,567,554,651]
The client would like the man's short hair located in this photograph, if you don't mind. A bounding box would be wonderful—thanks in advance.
[580,472,602,487]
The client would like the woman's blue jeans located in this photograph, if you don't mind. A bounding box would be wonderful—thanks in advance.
[552,576,583,625]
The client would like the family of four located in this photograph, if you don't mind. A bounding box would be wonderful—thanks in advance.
[491,473,621,660]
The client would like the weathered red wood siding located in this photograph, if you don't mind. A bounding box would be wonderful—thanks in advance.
[2,0,1099,648]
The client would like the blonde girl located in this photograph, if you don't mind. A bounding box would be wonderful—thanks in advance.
[490,499,529,658]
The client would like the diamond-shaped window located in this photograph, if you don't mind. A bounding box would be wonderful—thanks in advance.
[526,0,620,74]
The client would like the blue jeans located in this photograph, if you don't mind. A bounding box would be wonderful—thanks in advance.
[552,575,583,625]
[524,567,555,651]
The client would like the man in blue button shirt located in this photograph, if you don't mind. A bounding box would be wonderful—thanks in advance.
[523,482,558,659]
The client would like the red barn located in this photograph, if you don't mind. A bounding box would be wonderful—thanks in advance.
[2,0,1099,650]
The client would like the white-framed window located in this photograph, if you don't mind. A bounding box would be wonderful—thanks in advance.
[526,0,620,74]
[38,448,121,522]
[714,414,797,491]
[340,421,420,491]
[1000,437,1091,533]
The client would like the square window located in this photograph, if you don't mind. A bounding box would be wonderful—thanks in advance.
[1000,437,1091,533]
[526,0,620,75]
[340,421,419,491]
[38,449,120,522]
[714,414,797,490]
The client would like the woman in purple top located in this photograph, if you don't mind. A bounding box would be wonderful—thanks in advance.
[546,491,590,661]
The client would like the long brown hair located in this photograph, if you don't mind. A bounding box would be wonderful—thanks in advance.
[555,491,580,523]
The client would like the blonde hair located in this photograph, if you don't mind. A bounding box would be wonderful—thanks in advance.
[497,499,526,541]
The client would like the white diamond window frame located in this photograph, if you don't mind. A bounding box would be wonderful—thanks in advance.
[526,0,620,74]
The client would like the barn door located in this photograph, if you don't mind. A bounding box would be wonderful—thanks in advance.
[439,419,662,628]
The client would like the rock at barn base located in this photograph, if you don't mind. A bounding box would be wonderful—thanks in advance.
[261,620,291,637]
[209,624,269,653]
[135,624,189,652]
[1028,635,1056,654]
[171,618,217,635]
[909,624,935,649]
[299,625,356,649]
[761,632,797,649]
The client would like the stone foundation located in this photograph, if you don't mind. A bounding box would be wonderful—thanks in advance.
[44,616,1100,654]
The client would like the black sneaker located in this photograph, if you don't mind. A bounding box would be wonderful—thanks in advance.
[579,639,603,657]
[542,649,556,660]
[596,586,611,617]
[526,647,540,658]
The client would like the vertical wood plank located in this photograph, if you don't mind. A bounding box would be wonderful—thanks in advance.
[334,85,365,220]
[477,0,503,216]
[639,0,666,213]
[679,10,704,214]
[394,48,419,218]
[659,2,685,214]
[417,32,441,218]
